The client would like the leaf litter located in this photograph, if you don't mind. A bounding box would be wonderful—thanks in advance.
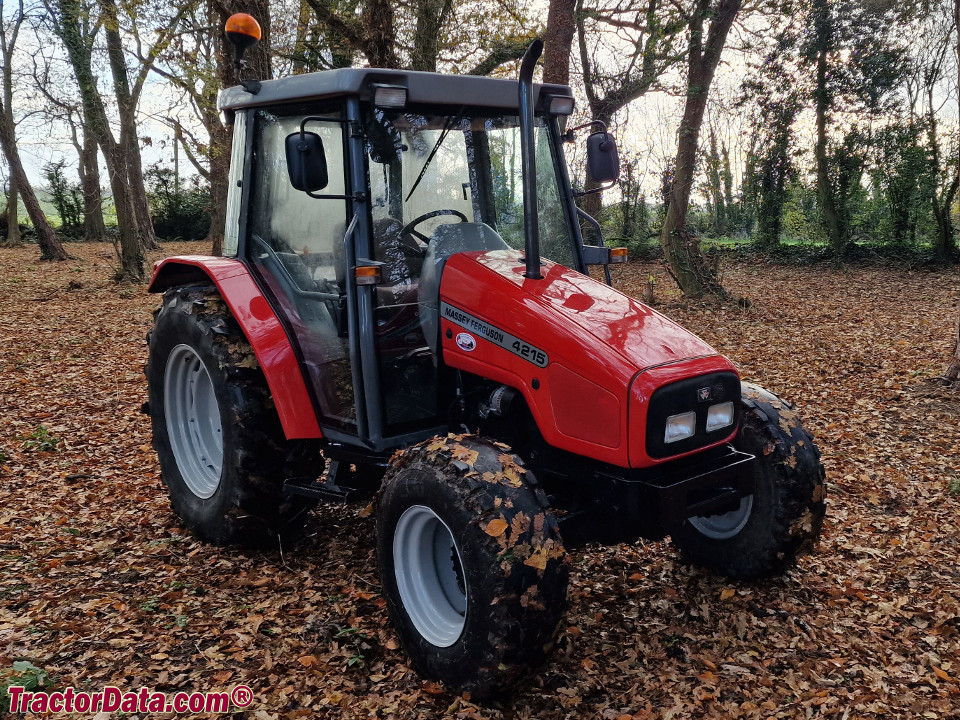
[0,243,959,718]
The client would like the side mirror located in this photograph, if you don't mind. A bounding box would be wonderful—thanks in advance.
[285,131,329,192]
[586,130,620,184]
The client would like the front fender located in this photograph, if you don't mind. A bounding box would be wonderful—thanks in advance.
[149,256,322,440]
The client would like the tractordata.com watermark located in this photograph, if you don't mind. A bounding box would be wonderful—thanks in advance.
[7,684,253,714]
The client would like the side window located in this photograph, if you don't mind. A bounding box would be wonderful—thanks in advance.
[489,119,575,268]
[223,110,247,257]
[248,109,348,291]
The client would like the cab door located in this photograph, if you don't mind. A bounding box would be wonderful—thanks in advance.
[242,103,357,430]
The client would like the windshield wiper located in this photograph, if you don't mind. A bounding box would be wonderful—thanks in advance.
[405,108,465,202]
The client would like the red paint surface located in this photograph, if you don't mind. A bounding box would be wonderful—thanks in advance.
[548,363,621,448]
[149,256,323,439]
[439,250,738,467]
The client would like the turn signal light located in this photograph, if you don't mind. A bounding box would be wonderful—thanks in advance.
[610,247,628,263]
[354,265,382,286]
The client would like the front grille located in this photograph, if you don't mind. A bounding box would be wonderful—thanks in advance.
[645,372,741,458]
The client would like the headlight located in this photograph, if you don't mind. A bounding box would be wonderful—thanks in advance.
[706,401,735,432]
[664,411,696,444]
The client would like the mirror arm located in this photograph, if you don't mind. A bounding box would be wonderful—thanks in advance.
[574,179,619,197]
[305,190,368,202]
[562,120,607,143]
[576,207,613,285]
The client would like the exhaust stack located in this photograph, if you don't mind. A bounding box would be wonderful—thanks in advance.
[518,40,544,280]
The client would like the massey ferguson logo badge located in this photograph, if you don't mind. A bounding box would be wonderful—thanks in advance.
[455,333,477,352]
[697,386,712,402]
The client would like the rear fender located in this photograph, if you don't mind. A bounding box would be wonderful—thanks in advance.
[149,256,323,440]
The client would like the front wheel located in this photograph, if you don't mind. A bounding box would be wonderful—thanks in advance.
[672,382,827,579]
[376,435,568,698]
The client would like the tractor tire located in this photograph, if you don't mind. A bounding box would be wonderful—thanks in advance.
[146,286,319,546]
[672,382,826,579]
[376,434,568,699]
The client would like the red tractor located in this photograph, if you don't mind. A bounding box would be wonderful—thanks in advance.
[145,17,825,697]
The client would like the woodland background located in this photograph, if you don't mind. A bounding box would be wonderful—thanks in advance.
[0,0,957,295]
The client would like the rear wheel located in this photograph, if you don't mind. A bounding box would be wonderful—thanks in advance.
[376,435,568,698]
[146,286,319,545]
[672,383,826,579]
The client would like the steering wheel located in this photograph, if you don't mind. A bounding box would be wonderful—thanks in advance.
[400,209,469,246]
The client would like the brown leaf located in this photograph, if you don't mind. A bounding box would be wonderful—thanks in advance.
[932,665,950,681]
[483,517,509,537]
[450,444,479,466]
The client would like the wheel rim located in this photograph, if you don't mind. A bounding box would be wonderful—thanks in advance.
[164,344,223,499]
[689,495,754,540]
[392,505,467,647]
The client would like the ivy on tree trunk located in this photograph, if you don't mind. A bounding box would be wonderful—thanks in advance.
[659,0,741,298]
[50,0,144,282]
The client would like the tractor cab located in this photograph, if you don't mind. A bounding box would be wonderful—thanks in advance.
[212,67,619,452]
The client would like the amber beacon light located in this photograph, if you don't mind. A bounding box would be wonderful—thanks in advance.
[225,13,261,49]
[225,13,262,93]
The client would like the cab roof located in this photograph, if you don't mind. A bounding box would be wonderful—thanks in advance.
[217,67,573,114]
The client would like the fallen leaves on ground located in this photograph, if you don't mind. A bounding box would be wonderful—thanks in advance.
[0,243,958,719]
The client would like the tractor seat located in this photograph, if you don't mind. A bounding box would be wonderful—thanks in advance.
[419,222,509,353]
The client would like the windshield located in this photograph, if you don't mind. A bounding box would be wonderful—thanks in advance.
[364,109,576,269]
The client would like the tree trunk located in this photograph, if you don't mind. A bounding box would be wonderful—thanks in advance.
[0,98,68,260]
[942,314,960,381]
[543,0,576,85]
[940,0,960,381]
[103,141,144,278]
[410,0,452,72]
[706,128,725,235]
[363,0,399,67]
[659,0,740,297]
[53,0,143,281]
[2,4,20,246]
[207,120,231,256]
[102,0,157,251]
[123,131,156,249]
[812,0,843,256]
[80,129,106,242]
[4,177,19,243]
[215,0,272,86]
[933,176,959,259]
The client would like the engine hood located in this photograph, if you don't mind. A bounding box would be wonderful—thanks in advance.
[467,250,718,371]
[437,250,736,468]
